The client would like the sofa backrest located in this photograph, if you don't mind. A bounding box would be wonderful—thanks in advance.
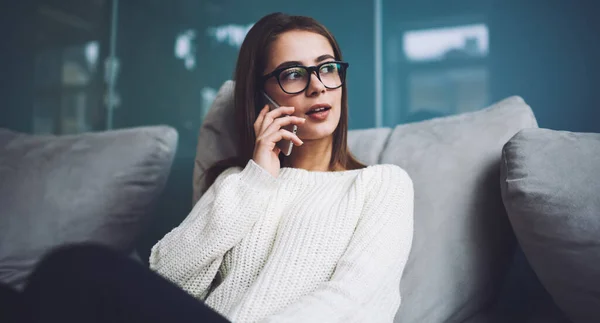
[347,128,392,165]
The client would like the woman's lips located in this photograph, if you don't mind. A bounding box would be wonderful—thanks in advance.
[306,108,330,121]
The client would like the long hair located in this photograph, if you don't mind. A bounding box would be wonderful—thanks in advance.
[205,12,365,189]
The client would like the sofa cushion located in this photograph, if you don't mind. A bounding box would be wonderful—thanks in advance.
[192,80,392,204]
[0,126,177,290]
[380,96,538,323]
[501,128,600,323]
[347,128,392,165]
[193,81,237,204]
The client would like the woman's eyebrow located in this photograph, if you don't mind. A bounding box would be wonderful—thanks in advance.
[273,54,336,70]
[274,60,303,70]
[315,54,335,63]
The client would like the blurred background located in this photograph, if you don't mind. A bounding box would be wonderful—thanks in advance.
[1,0,599,238]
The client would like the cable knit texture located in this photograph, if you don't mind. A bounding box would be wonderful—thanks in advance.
[150,160,414,323]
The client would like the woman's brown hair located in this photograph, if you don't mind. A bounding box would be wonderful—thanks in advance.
[205,12,365,189]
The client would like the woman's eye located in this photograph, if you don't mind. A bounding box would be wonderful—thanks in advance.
[281,69,305,81]
[320,63,338,74]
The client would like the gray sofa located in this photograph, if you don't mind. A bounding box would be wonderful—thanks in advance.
[1,81,599,323]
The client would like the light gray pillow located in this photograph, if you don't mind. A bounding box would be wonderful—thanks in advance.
[501,128,600,323]
[347,128,392,165]
[380,96,539,323]
[193,81,237,204]
[0,126,178,290]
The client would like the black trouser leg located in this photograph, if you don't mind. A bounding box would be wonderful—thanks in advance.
[21,244,230,323]
[0,282,24,323]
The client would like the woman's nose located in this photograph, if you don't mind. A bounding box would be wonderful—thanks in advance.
[306,72,326,96]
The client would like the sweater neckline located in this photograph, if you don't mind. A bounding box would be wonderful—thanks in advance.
[278,166,365,181]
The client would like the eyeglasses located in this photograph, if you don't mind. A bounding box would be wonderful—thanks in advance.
[262,61,349,94]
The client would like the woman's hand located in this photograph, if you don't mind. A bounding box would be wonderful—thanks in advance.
[253,104,305,178]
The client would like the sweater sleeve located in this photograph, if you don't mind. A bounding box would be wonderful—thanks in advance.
[149,159,278,300]
[260,165,414,323]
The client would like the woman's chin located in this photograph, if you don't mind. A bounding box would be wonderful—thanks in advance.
[297,121,338,140]
[298,130,336,142]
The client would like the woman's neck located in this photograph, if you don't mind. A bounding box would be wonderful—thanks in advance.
[283,136,343,172]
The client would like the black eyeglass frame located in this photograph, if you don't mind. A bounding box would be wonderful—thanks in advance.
[261,61,349,94]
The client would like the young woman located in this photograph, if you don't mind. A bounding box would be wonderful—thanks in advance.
[149,12,414,323]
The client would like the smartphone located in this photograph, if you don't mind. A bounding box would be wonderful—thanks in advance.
[263,92,298,156]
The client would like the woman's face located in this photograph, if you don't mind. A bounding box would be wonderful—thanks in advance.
[263,30,342,141]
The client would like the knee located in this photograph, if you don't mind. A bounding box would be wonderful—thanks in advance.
[43,243,121,268]
[0,284,24,323]
[28,243,124,287]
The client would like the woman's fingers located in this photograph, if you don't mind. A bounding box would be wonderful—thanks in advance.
[260,106,296,134]
[261,115,305,138]
[266,129,304,146]
[256,128,302,149]
[252,105,302,178]
[254,104,270,136]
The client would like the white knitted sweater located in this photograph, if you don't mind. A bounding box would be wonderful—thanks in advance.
[149,160,414,323]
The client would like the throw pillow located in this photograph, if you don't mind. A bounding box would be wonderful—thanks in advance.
[501,128,600,323]
[193,81,237,204]
[0,126,177,290]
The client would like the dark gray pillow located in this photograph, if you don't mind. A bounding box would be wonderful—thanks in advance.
[501,128,600,323]
[0,126,178,290]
